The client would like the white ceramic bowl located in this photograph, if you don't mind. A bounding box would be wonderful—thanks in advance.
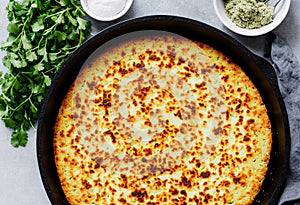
[80,0,133,21]
[213,0,290,36]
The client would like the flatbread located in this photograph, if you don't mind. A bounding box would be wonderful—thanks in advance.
[54,31,272,205]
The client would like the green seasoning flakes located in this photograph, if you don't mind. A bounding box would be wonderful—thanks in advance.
[225,0,275,29]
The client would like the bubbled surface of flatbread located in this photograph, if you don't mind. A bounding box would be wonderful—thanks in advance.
[54,32,272,205]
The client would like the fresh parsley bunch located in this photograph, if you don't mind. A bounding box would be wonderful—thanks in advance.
[0,0,91,147]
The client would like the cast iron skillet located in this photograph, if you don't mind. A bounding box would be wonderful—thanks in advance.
[37,15,290,205]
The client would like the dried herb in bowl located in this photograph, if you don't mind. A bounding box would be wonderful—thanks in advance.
[0,0,91,147]
[224,0,275,29]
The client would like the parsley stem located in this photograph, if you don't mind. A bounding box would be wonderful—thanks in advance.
[44,8,70,19]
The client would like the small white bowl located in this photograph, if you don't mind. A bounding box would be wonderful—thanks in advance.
[213,0,290,36]
[80,0,133,21]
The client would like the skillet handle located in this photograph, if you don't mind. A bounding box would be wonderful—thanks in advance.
[253,53,282,100]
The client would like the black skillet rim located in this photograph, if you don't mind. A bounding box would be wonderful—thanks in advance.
[37,15,290,205]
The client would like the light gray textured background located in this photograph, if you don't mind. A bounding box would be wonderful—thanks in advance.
[0,0,299,204]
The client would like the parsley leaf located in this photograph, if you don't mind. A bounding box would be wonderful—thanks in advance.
[0,0,91,147]
[11,127,28,147]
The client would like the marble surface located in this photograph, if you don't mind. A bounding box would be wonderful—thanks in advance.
[0,0,299,204]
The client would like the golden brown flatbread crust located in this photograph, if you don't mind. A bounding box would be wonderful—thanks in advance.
[54,31,272,205]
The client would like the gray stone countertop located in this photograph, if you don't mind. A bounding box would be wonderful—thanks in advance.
[0,0,299,204]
